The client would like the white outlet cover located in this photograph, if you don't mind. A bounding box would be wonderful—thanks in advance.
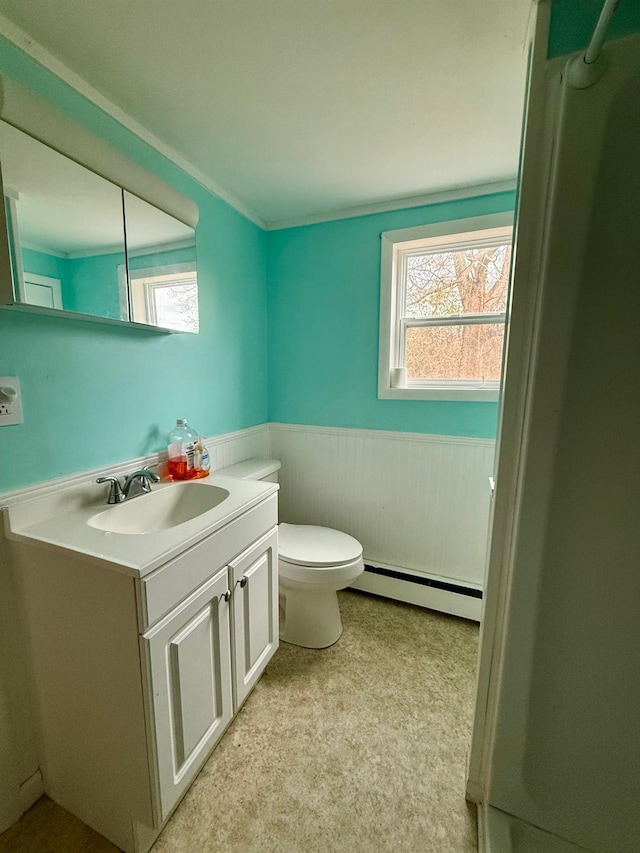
[0,377,23,425]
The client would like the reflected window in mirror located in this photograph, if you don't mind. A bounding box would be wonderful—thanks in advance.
[123,190,198,333]
[0,120,128,321]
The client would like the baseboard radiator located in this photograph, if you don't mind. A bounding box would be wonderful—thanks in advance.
[350,563,483,622]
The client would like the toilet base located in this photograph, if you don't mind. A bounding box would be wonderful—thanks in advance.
[279,587,344,649]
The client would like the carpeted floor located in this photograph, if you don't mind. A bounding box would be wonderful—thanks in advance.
[0,591,479,853]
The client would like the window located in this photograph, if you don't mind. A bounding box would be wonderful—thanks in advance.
[118,262,199,332]
[378,213,513,401]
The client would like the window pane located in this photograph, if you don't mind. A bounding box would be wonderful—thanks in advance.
[405,243,511,319]
[405,323,504,382]
[152,281,199,332]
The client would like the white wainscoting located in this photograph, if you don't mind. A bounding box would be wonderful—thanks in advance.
[270,423,495,620]
[206,424,271,475]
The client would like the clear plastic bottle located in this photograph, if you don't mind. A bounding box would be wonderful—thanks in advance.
[167,419,198,480]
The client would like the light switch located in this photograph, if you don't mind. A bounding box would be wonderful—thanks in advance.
[0,377,23,425]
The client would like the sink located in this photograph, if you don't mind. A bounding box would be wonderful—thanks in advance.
[88,483,230,534]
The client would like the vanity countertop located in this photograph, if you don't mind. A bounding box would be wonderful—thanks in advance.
[4,475,278,577]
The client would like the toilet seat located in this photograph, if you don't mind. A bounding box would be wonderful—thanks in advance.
[278,523,364,587]
[278,523,362,567]
[279,554,364,586]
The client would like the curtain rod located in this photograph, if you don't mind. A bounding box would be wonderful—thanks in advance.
[585,0,621,64]
[567,0,621,88]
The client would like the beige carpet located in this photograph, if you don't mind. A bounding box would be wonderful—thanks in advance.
[0,591,479,853]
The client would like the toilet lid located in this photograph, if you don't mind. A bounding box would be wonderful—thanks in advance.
[278,523,363,568]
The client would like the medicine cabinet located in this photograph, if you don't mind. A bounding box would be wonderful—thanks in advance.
[0,75,199,333]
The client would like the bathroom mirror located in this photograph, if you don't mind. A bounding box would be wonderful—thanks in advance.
[123,191,198,333]
[0,120,128,321]
[0,118,199,332]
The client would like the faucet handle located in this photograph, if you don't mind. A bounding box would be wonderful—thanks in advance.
[136,467,161,483]
[96,476,125,504]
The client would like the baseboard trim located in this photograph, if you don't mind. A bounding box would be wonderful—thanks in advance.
[351,563,482,621]
[19,769,43,813]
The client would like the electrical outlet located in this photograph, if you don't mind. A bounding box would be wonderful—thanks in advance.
[0,377,23,425]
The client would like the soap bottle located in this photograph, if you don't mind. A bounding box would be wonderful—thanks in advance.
[192,437,211,479]
[167,419,198,480]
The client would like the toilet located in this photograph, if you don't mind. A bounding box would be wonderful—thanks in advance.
[217,458,364,648]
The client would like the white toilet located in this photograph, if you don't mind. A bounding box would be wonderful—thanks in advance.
[217,458,364,648]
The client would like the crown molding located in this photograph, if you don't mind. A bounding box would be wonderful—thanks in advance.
[0,13,266,229]
[266,179,518,231]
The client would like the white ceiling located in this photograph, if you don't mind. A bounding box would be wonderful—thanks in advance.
[0,0,532,226]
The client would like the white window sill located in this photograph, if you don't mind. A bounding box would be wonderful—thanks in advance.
[378,385,500,402]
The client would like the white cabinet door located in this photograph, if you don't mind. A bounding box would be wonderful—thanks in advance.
[229,527,279,709]
[142,565,233,822]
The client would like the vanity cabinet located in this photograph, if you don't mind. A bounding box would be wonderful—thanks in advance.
[10,491,278,853]
[143,528,278,823]
[229,529,279,708]
[143,565,234,824]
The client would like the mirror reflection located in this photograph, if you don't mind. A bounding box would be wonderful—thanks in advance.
[0,120,127,320]
[0,121,200,332]
[123,191,198,333]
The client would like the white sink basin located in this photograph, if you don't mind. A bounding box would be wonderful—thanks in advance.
[88,483,230,534]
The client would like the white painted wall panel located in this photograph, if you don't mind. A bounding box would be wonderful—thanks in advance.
[270,424,494,586]
[207,424,270,474]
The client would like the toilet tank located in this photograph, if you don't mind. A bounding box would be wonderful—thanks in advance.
[216,458,281,483]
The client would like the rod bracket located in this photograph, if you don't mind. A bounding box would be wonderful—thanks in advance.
[566,51,609,89]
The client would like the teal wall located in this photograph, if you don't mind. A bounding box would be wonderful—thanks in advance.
[266,191,515,439]
[21,247,69,283]
[0,36,268,492]
[22,245,195,320]
[129,245,194,273]
[65,250,124,319]
[549,0,640,58]
[1,34,518,491]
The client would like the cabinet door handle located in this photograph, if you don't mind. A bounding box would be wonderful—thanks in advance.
[235,576,248,589]
[221,590,231,603]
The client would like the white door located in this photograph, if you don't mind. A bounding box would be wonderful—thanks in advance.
[23,273,63,309]
[229,528,279,710]
[142,565,233,822]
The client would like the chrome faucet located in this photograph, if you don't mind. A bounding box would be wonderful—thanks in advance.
[96,467,160,504]
[123,468,161,499]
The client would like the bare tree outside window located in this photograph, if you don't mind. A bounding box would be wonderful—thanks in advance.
[403,243,511,382]
[152,281,199,332]
[128,266,199,332]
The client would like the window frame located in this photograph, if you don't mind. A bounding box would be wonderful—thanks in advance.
[378,212,514,402]
[118,261,198,332]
